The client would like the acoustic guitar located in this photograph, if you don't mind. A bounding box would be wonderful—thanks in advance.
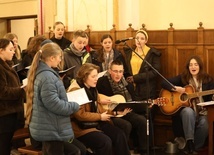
[159,85,214,115]
[99,94,166,111]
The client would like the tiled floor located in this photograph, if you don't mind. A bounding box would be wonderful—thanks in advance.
[12,139,208,155]
[130,146,208,155]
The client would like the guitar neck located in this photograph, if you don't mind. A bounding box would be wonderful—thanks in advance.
[188,89,214,99]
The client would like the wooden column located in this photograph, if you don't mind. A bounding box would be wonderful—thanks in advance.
[167,23,175,77]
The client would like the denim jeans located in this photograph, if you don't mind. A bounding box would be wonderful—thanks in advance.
[180,107,208,150]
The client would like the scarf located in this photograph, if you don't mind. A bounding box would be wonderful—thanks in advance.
[69,44,86,57]
[102,49,114,71]
[106,72,132,102]
[189,78,207,116]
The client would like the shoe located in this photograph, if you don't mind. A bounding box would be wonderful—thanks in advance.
[183,140,198,155]
[133,148,147,155]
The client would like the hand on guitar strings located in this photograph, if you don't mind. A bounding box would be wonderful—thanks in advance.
[172,86,186,93]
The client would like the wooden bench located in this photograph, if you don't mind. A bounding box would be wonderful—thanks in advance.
[152,106,174,147]
[13,128,42,155]
[13,127,30,141]
[18,145,42,155]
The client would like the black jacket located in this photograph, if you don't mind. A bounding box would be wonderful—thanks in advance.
[97,75,135,100]
[124,47,161,100]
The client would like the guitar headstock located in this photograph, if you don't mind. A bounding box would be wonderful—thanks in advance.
[151,97,168,106]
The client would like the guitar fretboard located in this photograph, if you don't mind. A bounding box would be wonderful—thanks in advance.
[188,90,214,99]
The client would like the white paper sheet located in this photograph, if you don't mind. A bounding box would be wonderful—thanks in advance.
[197,101,214,106]
[67,88,91,105]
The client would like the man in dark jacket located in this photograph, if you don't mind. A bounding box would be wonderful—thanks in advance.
[97,59,147,155]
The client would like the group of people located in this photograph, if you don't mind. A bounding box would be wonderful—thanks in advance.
[0,20,213,155]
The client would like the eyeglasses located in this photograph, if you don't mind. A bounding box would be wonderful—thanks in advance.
[111,69,124,74]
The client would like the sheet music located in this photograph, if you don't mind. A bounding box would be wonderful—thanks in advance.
[20,78,28,88]
[98,70,107,78]
[25,66,31,69]
[12,63,20,68]
[58,66,75,74]
[67,88,91,105]
[197,101,214,106]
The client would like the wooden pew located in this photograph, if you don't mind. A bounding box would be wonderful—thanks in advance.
[13,128,42,155]
[18,145,42,155]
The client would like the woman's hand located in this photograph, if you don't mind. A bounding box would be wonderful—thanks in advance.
[100,111,112,121]
[173,86,186,93]
[117,108,132,116]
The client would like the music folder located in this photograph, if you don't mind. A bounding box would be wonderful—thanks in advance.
[110,101,150,113]
[58,66,76,76]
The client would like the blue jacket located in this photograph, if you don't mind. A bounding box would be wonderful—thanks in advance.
[29,61,79,141]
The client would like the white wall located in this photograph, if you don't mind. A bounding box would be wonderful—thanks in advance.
[0,0,37,18]
[11,18,35,50]
[138,0,214,30]
[64,0,113,31]
[1,0,214,33]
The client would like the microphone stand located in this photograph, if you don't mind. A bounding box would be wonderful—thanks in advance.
[123,41,175,155]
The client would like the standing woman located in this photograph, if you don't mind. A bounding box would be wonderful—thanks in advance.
[0,38,25,155]
[91,34,129,77]
[4,33,22,65]
[22,35,46,68]
[25,43,81,155]
[161,55,214,154]
[125,30,161,100]
[50,21,71,50]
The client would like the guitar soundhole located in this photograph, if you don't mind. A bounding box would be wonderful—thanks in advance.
[180,93,188,102]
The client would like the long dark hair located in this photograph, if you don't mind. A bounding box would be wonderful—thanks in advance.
[97,34,113,62]
[0,38,12,49]
[181,55,213,84]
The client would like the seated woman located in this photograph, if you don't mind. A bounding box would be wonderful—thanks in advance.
[67,63,131,155]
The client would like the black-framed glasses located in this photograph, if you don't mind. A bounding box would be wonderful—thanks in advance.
[111,69,124,74]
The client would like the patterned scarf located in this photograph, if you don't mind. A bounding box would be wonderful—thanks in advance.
[102,49,114,71]
[189,78,206,116]
[106,72,132,102]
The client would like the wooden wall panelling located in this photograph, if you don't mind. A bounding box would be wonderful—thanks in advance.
[204,29,214,44]
[175,46,197,74]
[89,30,109,50]
[65,32,73,41]
[204,47,214,76]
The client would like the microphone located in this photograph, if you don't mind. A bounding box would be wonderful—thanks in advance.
[115,37,135,44]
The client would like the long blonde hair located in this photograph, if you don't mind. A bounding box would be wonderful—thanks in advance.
[25,43,62,124]
[4,33,22,60]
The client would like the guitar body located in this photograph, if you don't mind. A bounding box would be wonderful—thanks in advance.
[159,85,195,115]
[98,94,126,110]
[99,94,166,111]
